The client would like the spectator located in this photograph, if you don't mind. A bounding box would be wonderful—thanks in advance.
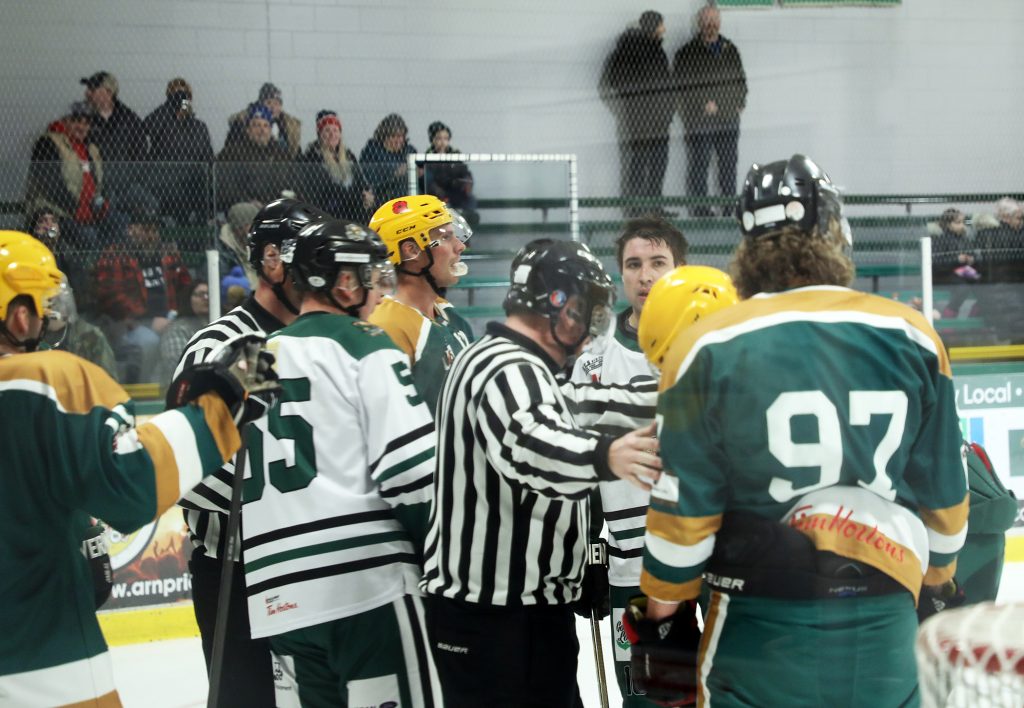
[81,71,146,199]
[928,208,978,318]
[219,202,259,286]
[974,197,1024,342]
[422,120,479,225]
[674,5,748,217]
[226,82,301,157]
[143,77,215,224]
[360,113,417,205]
[156,280,209,388]
[599,10,675,218]
[24,102,108,249]
[93,194,192,383]
[43,278,118,379]
[216,104,293,212]
[297,109,374,221]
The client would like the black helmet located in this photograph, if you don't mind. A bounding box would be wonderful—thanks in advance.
[285,218,394,317]
[247,198,330,273]
[504,239,615,353]
[737,154,850,246]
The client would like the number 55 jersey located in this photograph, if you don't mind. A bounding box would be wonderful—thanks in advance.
[641,286,969,604]
[241,312,436,638]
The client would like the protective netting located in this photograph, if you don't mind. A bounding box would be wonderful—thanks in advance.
[916,603,1024,708]
[1,2,1022,390]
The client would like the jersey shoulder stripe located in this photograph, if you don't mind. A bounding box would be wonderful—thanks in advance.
[661,287,951,389]
[0,350,127,414]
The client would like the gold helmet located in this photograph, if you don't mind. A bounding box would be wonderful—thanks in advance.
[0,231,64,321]
[368,195,472,266]
[638,265,738,369]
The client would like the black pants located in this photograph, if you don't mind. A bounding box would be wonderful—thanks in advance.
[189,548,276,708]
[685,128,740,212]
[619,135,670,212]
[426,596,581,708]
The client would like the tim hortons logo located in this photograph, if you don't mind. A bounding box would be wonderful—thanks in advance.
[788,504,906,564]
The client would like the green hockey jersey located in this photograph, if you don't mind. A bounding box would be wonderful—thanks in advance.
[368,295,473,413]
[640,287,969,604]
[0,350,239,706]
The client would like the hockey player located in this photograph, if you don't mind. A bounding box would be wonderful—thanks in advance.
[242,218,443,707]
[176,197,328,706]
[422,239,666,708]
[368,194,474,411]
[0,232,274,706]
[626,155,969,706]
[569,218,688,705]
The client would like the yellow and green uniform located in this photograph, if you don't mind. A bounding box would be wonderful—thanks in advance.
[368,295,473,413]
[0,350,239,707]
[641,286,968,707]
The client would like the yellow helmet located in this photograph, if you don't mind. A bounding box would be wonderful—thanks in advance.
[638,265,738,369]
[368,195,471,266]
[0,231,64,320]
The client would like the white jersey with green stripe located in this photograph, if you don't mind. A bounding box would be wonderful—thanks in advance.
[0,350,240,705]
[241,312,436,639]
[570,308,658,587]
[640,287,969,604]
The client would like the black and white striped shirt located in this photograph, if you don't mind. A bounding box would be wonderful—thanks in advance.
[175,296,284,560]
[421,321,653,606]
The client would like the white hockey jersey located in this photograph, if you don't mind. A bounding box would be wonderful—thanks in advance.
[570,309,656,588]
[242,312,436,638]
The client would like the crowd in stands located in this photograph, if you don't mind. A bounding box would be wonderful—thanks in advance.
[19,72,478,386]
[16,71,1024,387]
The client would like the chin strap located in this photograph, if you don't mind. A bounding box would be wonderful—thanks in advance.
[398,248,444,297]
[548,314,588,362]
[0,319,47,353]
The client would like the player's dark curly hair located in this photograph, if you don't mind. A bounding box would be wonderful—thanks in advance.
[729,223,854,299]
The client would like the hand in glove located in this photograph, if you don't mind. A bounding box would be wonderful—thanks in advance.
[623,596,701,707]
[573,539,610,620]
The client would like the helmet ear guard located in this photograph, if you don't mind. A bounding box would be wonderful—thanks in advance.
[737,154,851,250]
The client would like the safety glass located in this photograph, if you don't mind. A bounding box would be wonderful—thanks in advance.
[359,261,396,295]
[430,208,473,247]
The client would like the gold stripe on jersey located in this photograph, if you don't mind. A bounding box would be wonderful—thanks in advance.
[919,495,970,545]
[135,421,182,515]
[646,508,722,546]
[0,350,127,413]
[62,690,122,707]
[196,392,241,463]
[368,296,423,362]
[697,591,727,708]
[639,569,703,603]
[660,287,952,391]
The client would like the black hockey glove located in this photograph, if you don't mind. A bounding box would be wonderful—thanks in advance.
[623,596,701,707]
[573,539,610,620]
[918,579,966,623]
[166,332,280,426]
[80,521,112,609]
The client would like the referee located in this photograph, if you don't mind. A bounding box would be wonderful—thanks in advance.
[422,239,662,708]
[175,198,327,707]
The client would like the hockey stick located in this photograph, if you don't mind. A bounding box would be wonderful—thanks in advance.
[590,608,611,708]
[206,425,249,708]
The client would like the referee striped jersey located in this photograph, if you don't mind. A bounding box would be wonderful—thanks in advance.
[421,321,653,606]
[175,296,284,561]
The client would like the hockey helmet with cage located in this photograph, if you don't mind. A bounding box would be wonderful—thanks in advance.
[504,239,615,352]
[284,218,394,317]
[638,265,738,370]
[247,198,330,273]
[737,154,851,248]
[369,195,472,266]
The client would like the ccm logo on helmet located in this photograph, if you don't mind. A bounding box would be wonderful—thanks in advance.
[396,224,418,235]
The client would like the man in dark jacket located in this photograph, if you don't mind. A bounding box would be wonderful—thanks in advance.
[81,71,146,200]
[974,197,1024,342]
[143,77,215,223]
[674,5,747,216]
[216,104,293,212]
[600,11,675,218]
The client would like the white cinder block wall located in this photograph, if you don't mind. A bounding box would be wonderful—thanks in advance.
[0,0,1021,201]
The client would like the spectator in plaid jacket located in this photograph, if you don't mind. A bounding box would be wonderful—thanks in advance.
[94,202,191,382]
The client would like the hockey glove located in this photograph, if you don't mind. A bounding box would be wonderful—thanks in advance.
[573,539,610,620]
[80,521,112,609]
[918,579,966,623]
[624,596,701,707]
[166,332,280,426]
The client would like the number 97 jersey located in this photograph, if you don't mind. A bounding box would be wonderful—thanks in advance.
[241,313,437,639]
[640,286,968,604]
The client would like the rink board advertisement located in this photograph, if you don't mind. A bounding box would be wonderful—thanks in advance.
[98,365,1024,616]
